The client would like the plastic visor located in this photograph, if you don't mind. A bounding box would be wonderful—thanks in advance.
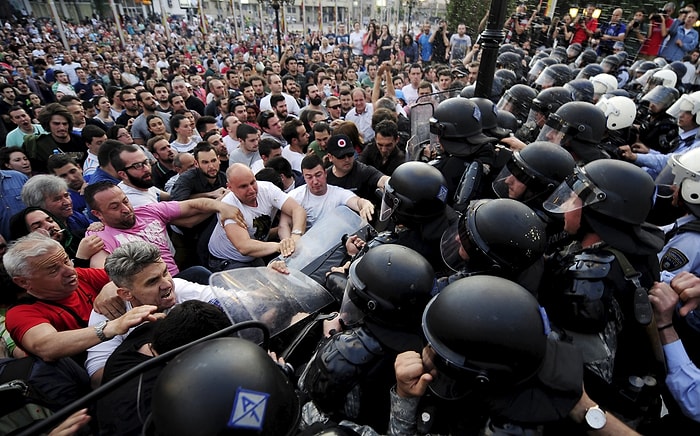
[440,221,469,272]
[379,181,400,222]
[667,93,700,123]
[543,168,607,214]
[669,153,700,186]
[338,260,368,327]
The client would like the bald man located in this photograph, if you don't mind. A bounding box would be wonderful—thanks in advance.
[207,164,307,270]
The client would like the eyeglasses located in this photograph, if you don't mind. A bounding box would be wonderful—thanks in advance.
[328,105,341,110]
[117,131,131,138]
[122,159,153,171]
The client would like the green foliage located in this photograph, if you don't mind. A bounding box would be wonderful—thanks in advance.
[446,0,518,35]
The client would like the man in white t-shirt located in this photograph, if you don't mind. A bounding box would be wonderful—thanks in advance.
[285,154,374,229]
[207,163,307,270]
[85,241,220,386]
[349,22,366,57]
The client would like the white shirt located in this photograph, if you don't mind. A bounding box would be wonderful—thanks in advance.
[85,278,218,376]
[345,103,375,142]
[282,145,305,172]
[289,184,355,229]
[259,92,301,116]
[208,182,289,262]
[118,182,161,207]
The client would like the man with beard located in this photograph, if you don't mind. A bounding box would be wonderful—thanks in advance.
[148,137,178,190]
[111,144,170,207]
[84,181,244,274]
[131,90,171,146]
[153,83,173,114]
[170,143,228,201]
[23,103,85,174]
[299,84,328,120]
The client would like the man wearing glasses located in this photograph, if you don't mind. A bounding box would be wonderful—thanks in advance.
[111,144,170,208]
[115,90,142,127]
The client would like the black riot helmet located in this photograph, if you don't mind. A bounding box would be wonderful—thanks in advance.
[498,43,516,54]
[470,97,509,139]
[492,141,576,207]
[440,199,547,274]
[641,85,680,112]
[564,79,595,103]
[534,64,572,89]
[665,61,688,85]
[544,160,662,252]
[526,86,574,126]
[380,161,449,225]
[537,101,606,145]
[497,84,537,123]
[575,63,603,80]
[574,48,598,68]
[429,98,495,156]
[151,337,300,436]
[566,43,583,60]
[545,160,655,225]
[527,57,557,85]
[496,110,519,132]
[635,61,658,78]
[497,52,523,75]
[600,55,622,74]
[459,85,475,98]
[550,46,569,64]
[495,68,518,90]
[341,244,434,348]
[422,275,550,398]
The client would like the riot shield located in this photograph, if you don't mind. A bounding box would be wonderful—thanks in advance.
[209,267,335,345]
[407,96,438,161]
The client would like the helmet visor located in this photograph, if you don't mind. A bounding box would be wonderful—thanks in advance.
[440,222,468,272]
[379,181,400,222]
[338,261,368,327]
[491,163,530,200]
[669,153,700,186]
[543,168,607,214]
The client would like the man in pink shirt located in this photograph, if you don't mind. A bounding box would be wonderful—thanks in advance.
[83,181,244,282]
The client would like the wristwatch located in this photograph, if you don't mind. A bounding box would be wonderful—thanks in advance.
[584,405,607,430]
[94,320,109,342]
[291,229,303,236]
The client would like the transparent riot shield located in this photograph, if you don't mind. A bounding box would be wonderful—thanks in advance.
[209,267,335,345]
[407,96,438,161]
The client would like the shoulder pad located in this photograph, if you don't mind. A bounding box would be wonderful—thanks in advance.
[568,251,615,279]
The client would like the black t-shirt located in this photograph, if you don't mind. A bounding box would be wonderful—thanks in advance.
[326,160,384,202]
[185,94,206,116]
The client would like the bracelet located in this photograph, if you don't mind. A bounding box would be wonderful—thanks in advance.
[657,323,674,331]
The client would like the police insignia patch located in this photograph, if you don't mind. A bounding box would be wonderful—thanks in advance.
[660,247,689,272]
[228,387,269,431]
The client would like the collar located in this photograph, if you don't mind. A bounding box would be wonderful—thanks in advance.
[680,127,699,139]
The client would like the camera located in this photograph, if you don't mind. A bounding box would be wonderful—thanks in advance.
[632,20,640,28]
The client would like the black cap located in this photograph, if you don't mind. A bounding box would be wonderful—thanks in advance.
[326,134,355,158]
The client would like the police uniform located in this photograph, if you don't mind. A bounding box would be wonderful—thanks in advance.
[659,214,700,282]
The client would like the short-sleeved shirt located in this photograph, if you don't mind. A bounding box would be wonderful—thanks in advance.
[130,111,171,142]
[85,278,218,376]
[87,201,181,275]
[289,184,355,229]
[208,181,289,262]
[6,268,109,345]
[326,160,384,202]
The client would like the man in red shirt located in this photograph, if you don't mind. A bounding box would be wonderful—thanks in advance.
[4,233,161,363]
[571,4,599,46]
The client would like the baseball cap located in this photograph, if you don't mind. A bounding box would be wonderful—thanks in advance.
[326,134,355,158]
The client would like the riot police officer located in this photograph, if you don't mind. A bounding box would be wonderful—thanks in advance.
[537,101,609,164]
[299,244,435,432]
[540,159,666,428]
[428,98,496,204]
[439,198,547,294]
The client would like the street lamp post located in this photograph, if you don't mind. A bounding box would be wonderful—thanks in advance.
[260,0,295,60]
